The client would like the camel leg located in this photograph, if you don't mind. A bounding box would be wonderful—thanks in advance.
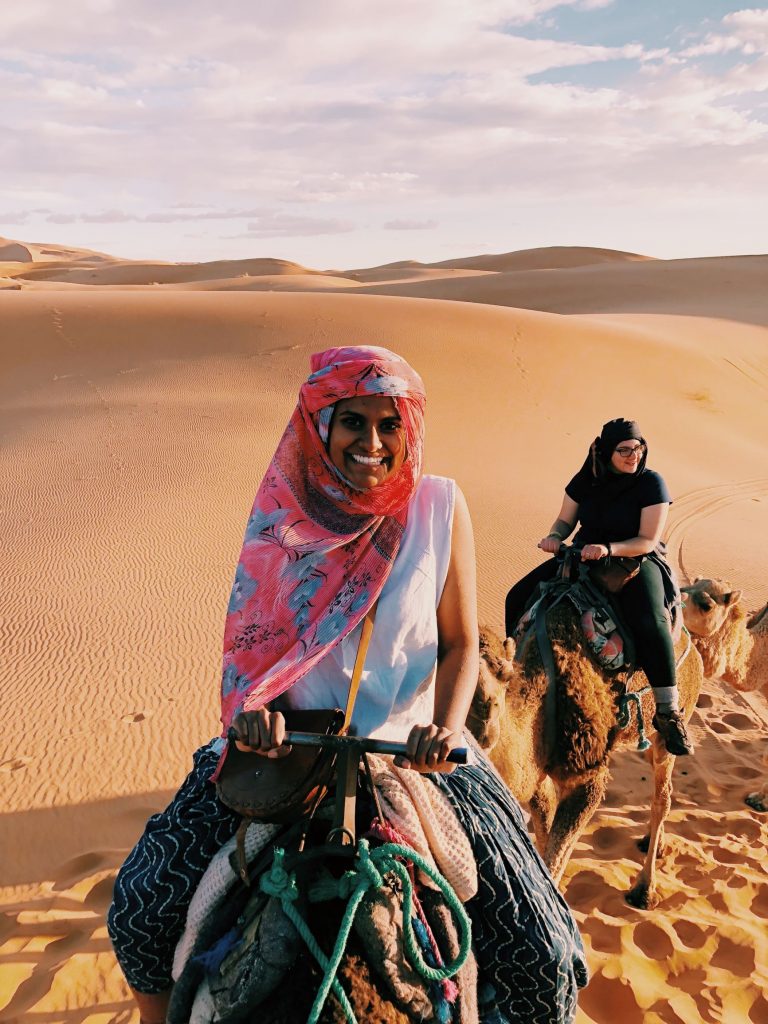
[626,746,675,910]
[528,776,558,856]
[636,747,668,856]
[543,769,609,885]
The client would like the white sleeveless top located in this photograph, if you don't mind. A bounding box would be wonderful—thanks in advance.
[276,475,455,741]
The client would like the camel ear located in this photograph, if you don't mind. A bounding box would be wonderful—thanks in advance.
[724,590,742,606]
[503,637,516,660]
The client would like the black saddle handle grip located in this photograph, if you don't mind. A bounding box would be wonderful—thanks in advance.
[226,726,468,764]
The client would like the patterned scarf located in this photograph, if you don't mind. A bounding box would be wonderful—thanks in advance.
[219,345,426,735]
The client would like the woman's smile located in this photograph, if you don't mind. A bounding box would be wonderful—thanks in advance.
[349,453,385,465]
[610,443,645,474]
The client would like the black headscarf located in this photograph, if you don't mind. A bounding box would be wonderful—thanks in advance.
[578,417,648,493]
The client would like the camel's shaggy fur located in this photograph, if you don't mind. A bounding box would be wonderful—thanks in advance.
[254,946,413,1024]
[745,602,768,694]
[253,902,418,1023]
[681,583,768,814]
[471,601,703,909]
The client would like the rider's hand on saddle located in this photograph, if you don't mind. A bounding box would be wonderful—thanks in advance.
[230,709,292,758]
[395,723,461,774]
[581,543,609,561]
[538,535,562,554]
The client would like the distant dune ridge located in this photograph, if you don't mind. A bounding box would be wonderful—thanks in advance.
[0,235,766,1023]
[3,236,766,327]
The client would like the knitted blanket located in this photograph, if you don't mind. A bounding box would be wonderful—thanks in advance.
[172,820,279,980]
[367,756,478,903]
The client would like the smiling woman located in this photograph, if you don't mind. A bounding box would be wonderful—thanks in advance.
[327,395,406,489]
[107,345,588,1024]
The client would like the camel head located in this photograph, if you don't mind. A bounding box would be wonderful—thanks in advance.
[467,628,516,751]
[681,578,761,690]
[681,577,743,637]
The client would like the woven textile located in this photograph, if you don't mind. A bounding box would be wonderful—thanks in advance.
[431,743,588,1024]
[367,755,478,902]
[172,819,279,980]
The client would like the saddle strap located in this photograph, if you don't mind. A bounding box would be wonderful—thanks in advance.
[342,600,379,733]
[533,587,570,769]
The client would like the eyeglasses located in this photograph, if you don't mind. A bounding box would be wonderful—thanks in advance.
[615,445,646,458]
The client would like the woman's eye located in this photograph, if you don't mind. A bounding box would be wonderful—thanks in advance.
[380,420,402,433]
[340,416,363,429]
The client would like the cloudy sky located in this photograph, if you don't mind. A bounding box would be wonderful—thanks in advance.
[2,0,766,266]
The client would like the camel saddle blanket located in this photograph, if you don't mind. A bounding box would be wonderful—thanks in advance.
[515,577,636,673]
[365,754,478,902]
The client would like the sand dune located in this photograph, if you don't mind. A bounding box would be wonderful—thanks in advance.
[6,237,765,327]
[0,238,766,1022]
[9,256,329,287]
[350,254,768,326]
[0,235,116,265]
[424,244,654,272]
[341,266,496,285]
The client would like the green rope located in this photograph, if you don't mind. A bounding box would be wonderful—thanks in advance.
[259,838,472,1024]
[617,688,652,751]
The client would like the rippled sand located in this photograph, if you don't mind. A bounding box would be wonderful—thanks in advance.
[1,239,766,1022]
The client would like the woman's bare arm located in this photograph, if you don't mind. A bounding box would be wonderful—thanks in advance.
[539,494,579,553]
[401,486,479,772]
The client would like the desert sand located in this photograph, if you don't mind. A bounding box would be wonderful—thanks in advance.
[1,237,766,1023]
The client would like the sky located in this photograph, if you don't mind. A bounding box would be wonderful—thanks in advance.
[1,0,767,267]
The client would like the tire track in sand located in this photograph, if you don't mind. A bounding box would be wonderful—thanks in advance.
[664,478,768,585]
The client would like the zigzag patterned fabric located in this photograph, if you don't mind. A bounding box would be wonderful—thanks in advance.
[109,741,588,1019]
[107,744,242,993]
[430,747,589,1024]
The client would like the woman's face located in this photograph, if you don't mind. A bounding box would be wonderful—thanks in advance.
[609,440,646,474]
[328,395,406,489]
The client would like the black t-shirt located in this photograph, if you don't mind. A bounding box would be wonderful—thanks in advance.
[565,468,671,544]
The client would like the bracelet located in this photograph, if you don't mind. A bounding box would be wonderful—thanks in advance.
[606,542,612,558]
[547,532,563,541]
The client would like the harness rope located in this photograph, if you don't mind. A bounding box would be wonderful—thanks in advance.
[259,838,472,1024]
[616,689,652,750]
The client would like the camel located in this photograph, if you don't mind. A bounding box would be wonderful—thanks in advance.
[470,598,703,910]
[681,578,768,812]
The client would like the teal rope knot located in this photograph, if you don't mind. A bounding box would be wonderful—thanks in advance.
[263,837,472,1024]
[617,689,652,751]
[309,869,359,903]
[259,847,299,902]
[356,840,385,889]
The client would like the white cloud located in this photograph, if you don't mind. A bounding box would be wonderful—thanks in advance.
[682,7,768,59]
[240,213,356,237]
[0,2,765,262]
[0,210,31,224]
[384,219,438,230]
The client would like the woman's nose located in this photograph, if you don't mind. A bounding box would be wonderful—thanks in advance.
[362,425,382,450]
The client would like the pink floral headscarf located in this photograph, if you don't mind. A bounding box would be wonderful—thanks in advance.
[218,345,426,740]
